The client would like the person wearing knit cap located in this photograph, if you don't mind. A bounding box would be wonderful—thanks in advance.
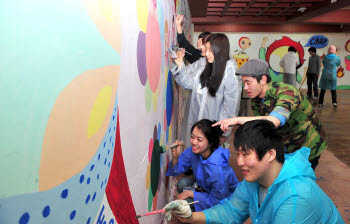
[318,45,341,107]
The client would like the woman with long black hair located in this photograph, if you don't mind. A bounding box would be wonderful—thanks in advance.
[171,33,241,148]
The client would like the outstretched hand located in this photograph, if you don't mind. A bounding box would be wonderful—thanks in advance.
[174,48,185,67]
[175,14,184,26]
[212,118,238,132]
[163,200,192,221]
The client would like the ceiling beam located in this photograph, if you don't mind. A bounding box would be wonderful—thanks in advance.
[194,23,345,33]
[288,0,350,23]
[188,0,209,17]
[238,0,257,16]
[221,0,233,17]
[192,16,288,24]
[274,0,304,17]
[256,0,280,17]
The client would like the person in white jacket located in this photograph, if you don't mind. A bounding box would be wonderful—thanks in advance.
[171,33,241,149]
[280,46,300,86]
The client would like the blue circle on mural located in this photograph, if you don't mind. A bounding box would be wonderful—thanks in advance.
[42,205,50,218]
[19,212,30,224]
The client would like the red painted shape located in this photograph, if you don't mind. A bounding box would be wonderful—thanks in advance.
[265,36,305,70]
[106,108,139,224]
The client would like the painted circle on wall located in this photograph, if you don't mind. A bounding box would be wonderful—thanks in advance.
[146,14,161,93]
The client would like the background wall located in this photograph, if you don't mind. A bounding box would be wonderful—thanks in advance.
[0,0,192,223]
[194,32,350,89]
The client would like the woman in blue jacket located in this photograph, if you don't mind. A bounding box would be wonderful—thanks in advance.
[318,45,341,107]
[166,119,239,212]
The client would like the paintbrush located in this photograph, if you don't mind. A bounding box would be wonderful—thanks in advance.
[173,46,193,55]
[135,201,198,219]
[161,141,183,152]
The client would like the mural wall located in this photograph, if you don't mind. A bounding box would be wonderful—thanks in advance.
[195,32,350,89]
[0,0,192,223]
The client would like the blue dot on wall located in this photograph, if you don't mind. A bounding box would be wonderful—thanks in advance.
[19,212,30,224]
[104,141,106,148]
[80,175,85,184]
[104,158,107,165]
[90,164,94,171]
[61,189,68,199]
[108,149,110,155]
[101,182,104,189]
[109,128,111,133]
[97,174,99,180]
[92,192,96,201]
[113,115,115,120]
[98,154,101,160]
[70,210,76,220]
[42,205,50,218]
[108,162,110,168]
[87,217,91,224]
[85,194,90,204]
[87,177,91,184]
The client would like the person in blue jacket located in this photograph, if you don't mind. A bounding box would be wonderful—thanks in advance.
[165,119,344,223]
[166,119,240,212]
[318,45,341,107]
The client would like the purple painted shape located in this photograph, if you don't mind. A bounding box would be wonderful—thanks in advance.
[137,31,147,86]
[153,125,157,141]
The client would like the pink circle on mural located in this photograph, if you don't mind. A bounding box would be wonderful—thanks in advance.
[148,138,153,163]
[146,14,161,93]
[137,31,148,86]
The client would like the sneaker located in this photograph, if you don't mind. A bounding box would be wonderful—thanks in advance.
[313,96,318,100]
[333,103,338,107]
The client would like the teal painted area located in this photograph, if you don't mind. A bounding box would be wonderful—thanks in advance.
[337,85,350,90]
[0,0,120,198]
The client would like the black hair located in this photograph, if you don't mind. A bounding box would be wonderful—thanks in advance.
[308,47,316,53]
[201,33,213,45]
[199,33,230,97]
[198,31,212,39]
[234,120,285,163]
[190,119,224,154]
[288,46,296,53]
[255,74,271,83]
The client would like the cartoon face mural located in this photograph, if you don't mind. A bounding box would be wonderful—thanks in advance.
[345,40,350,71]
[234,37,252,68]
[239,37,252,50]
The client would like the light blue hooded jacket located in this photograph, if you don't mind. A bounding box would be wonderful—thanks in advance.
[166,146,240,211]
[203,147,344,223]
[319,54,341,90]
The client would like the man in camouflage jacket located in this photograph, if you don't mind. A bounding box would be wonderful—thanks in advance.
[213,59,327,169]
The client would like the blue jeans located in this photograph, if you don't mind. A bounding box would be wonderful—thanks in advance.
[177,177,195,211]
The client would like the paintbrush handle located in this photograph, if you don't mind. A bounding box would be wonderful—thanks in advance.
[136,201,199,218]
[138,208,166,217]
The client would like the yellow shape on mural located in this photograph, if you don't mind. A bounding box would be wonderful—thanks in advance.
[137,0,148,33]
[88,85,113,138]
[98,0,113,22]
[152,88,159,112]
[145,163,151,189]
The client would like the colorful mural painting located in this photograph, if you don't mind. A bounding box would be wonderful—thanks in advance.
[233,37,252,68]
[0,0,191,223]
[213,33,350,89]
